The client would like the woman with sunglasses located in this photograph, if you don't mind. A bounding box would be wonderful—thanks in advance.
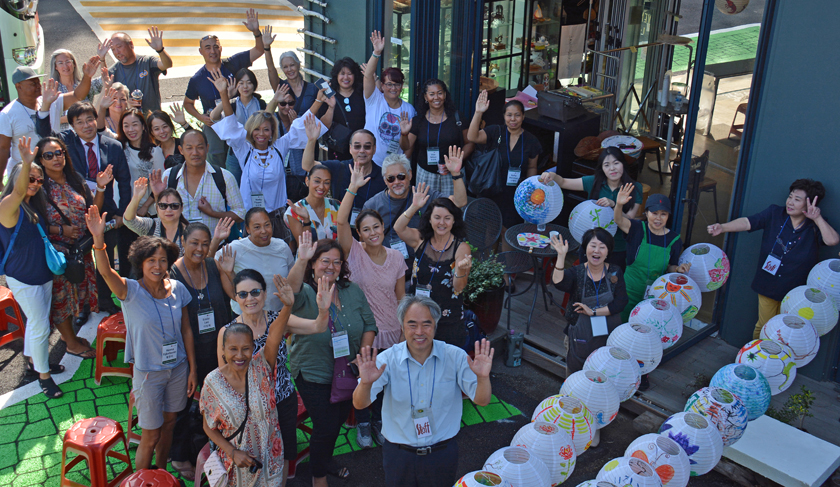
[124,178,188,255]
[36,137,113,361]
[147,105,192,169]
[284,163,340,243]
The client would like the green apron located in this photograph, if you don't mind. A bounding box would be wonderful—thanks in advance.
[622,222,677,321]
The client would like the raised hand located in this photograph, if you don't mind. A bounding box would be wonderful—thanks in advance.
[214,216,234,242]
[243,8,260,34]
[467,338,494,377]
[315,276,334,311]
[320,89,336,109]
[127,96,142,110]
[131,177,148,201]
[360,62,369,78]
[616,182,634,207]
[287,108,298,122]
[40,78,60,107]
[96,164,114,189]
[82,56,101,78]
[227,76,238,99]
[17,137,36,164]
[97,38,112,61]
[85,206,108,237]
[550,233,569,257]
[707,223,723,236]
[169,103,187,126]
[215,244,236,275]
[805,197,822,221]
[271,83,290,103]
[296,231,317,261]
[287,199,310,224]
[304,114,322,141]
[149,169,166,196]
[145,26,165,52]
[262,25,275,48]
[456,253,472,273]
[475,90,490,113]
[207,69,229,95]
[348,161,371,191]
[444,145,464,175]
[99,87,116,110]
[356,346,386,385]
[273,274,295,307]
[100,67,113,89]
[370,30,385,55]
[410,182,431,210]
[399,111,412,136]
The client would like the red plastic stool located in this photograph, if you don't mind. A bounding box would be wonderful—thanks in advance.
[0,286,26,347]
[120,469,179,486]
[61,416,133,487]
[127,391,142,445]
[195,442,212,486]
[288,392,313,479]
[96,313,133,385]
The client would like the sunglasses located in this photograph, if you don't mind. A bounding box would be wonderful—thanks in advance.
[351,143,373,150]
[200,34,219,41]
[235,289,263,299]
[29,176,44,185]
[278,101,292,107]
[40,149,65,161]
[157,202,182,210]
[385,173,407,183]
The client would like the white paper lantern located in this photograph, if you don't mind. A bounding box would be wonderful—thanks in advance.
[710,364,771,421]
[532,395,596,454]
[560,370,621,430]
[625,434,691,487]
[736,339,797,395]
[644,273,702,323]
[576,482,618,487]
[454,471,512,487]
[511,421,577,486]
[629,299,684,349]
[568,200,618,243]
[715,0,749,15]
[760,314,820,367]
[584,346,641,401]
[597,457,663,487]
[808,259,840,309]
[658,412,723,476]
[484,446,551,487]
[514,176,564,226]
[607,323,662,375]
[781,285,839,336]
[684,387,748,447]
[678,243,730,292]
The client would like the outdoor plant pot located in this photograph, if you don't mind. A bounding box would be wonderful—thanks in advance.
[469,285,505,334]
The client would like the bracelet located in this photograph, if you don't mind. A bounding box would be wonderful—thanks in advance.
[93,243,107,251]
[451,173,463,181]
[554,266,563,271]
[254,32,262,38]
[96,185,106,192]
[372,52,381,58]
[58,225,64,237]
[402,212,413,220]
[347,189,357,196]
[454,274,466,279]
[301,221,311,227]
[155,47,164,53]
[263,47,271,51]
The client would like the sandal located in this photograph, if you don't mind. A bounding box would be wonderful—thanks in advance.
[66,348,96,359]
[327,466,350,479]
[26,360,65,375]
[39,377,64,399]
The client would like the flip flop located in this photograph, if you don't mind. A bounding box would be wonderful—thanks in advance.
[66,348,96,359]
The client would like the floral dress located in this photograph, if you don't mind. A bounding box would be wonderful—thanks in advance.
[200,350,284,487]
[283,198,340,240]
[411,238,465,347]
[46,180,98,326]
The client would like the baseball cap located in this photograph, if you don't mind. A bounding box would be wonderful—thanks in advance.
[12,67,46,85]
[645,194,671,213]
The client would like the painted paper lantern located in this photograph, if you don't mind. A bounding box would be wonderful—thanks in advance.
[584,346,641,401]
[715,0,750,15]
[678,243,730,292]
[602,135,643,159]
[607,323,662,375]
[629,299,684,349]
[568,200,617,243]
[808,259,840,308]
[532,395,596,454]
[511,421,576,486]
[760,314,820,367]
[597,457,663,487]
[710,364,771,420]
[576,482,618,487]
[684,387,748,447]
[736,339,797,394]
[644,273,702,323]
[484,446,551,487]
[514,176,564,225]
[625,434,691,487]
[454,471,512,487]
[658,412,723,476]
[781,285,839,336]
[560,370,620,430]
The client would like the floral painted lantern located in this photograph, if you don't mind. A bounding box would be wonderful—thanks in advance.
[710,364,771,420]
[658,412,723,476]
[644,273,702,323]
[759,314,820,367]
[607,323,662,375]
[625,434,691,487]
[568,200,617,243]
[583,346,642,401]
[736,339,797,394]
[781,285,839,336]
[511,421,576,486]
[684,387,748,447]
[532,395,595,454]
[678,243,730,292]
[484,446,551,487]
[629,299,684,349]
[808,259,840,308]
[596,457,663,487]
[576,481,618,487]
[454,471,512,487]
[514,176,564,230]
[715,0,750,15]
[560,370,621,430]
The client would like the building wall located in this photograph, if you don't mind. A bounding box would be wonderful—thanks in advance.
[719,0,840,380]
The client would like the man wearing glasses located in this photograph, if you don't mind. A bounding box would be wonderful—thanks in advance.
[183,9,266,167]
[105,27,172,114]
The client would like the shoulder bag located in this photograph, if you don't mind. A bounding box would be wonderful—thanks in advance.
[46,198,92,284]
[321,98,353,154]
[468,135,505,197]
[205,368,250,487]
[328,315,359,404]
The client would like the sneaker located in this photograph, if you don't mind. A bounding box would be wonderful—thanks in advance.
[356,422,373,449]
[638,375,650,392]
[372,420,385,446]
[590,428,601,448]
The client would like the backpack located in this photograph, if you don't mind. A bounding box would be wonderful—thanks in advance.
[167,163,228,209]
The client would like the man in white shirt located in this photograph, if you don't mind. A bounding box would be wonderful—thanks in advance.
[353,295,494,486]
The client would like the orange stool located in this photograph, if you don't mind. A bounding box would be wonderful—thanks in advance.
[0,286,26,347]
[127,391,142,445]
[61,416,133,487]
[195,442,213,486]
[288,392,313,479]
[95,313,133,385]
[120,469,179,487]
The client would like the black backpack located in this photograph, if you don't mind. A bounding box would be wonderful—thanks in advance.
[167,163,228,209]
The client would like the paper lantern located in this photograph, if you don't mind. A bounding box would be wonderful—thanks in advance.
[484,446,551,487]
[601,135,643,159]
[684,387,748,447]
[583,346,641,401]
[658,412,723,476]
[760,314,820,367]
[454,471,512,487]
[511,421,576,486]
[781,285,839,336]
[629,299,684,349]
[514,176,564,227]
[560,370,620,430]
[644,274,702,323]
[576,482,618,487]
[710,364,771,421]
[607,323,662,375]
[597,457,663,487]
[715,0,749,15]
[625,434,691,487]
[808,259,840,308]
[568,200,617,243]
[532,395,596,454]
[736,339,797,395]
[678,243,730,292]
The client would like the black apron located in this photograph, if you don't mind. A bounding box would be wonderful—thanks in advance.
[566,270,622,374]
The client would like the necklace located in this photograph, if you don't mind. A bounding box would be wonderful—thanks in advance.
[429,235,452,253]
[183,260,207,300]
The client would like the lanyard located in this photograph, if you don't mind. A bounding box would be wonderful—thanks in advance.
[427,113,443,148]
[415,236,452,288]
[407,356,437,410]
[771,216,805,256]
[329,303,347,332]
[183,261,210,307]
[646,223,669,276]
[505,129,525,170]
[587,265,604,308]
[248,149,271,195]
[140,280,177,341]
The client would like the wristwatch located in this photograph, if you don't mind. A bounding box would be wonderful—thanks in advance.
[451,173,463,181]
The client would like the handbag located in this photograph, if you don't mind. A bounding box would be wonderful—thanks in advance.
[321,103,353,154]
[46,198,92,284]
[468,137,505,197]
[206,369,250,487]
[35,225,68,275]
[328,316,358,404]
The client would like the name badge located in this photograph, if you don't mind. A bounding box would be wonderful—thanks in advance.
[507,168,521,186]
[427,147,440,164]
[591,315,609,337]
[162,340,178,365]
[762,254,782,275]
[198,310,216,334]
[252,193,266,209]
[350,208,360,226]
[391,239,409,259]
[413,408,433,439]
[331,330,350,359]
[416,287,431,298]
[387,139,401,155]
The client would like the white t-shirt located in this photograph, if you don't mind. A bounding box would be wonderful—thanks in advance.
[214,237,295,314]
[0,98,62,172]
[121,145,165,216]
[364,89,416,166]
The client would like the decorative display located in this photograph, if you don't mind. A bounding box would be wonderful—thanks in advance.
[808,259,840,308]
[658,412,723,476]
[601,135,643,159]
[484,446,551,487]
[532,395,595,454]
[568,200,617,243]
[511,422,576,486]
[684,387,748,447]
[575,482,618,487]
[514,176,564,229]
[625,434,691,487]
[606,323,662,375]
[596,456,663,487]
[780,285,839,336]
[715,0,750,15]
[559,370,620,429]
[454,471,512,487]
[645,274,702,323]
[736,339,797,394]
[709,364,771,421]
[678,243,730,292]
[629,299,684,349]
[583,346,642,401]
[516,232,551,249]
[759,314,820,367]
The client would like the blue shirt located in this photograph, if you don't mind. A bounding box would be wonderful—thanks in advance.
[321,160,385,209]
[185,51,252,114]
[370,340,478,447]
[0,209,51,285]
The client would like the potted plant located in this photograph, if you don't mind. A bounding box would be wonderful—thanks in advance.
[464,254,506,334]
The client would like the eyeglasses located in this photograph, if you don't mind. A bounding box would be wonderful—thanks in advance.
[29,176,44,185]
[351,143,373,150]
[318,258,343,267]
[383,82,402,89]
[157,202,182,210]
[40,149,65,161]
[54,61,74,67]
[385,173,407,183]
[235,289,263,299]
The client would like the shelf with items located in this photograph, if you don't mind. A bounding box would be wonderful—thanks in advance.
[481,0,528,92]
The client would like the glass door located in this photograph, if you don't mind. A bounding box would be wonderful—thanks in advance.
[481,0,528,92]
[391,0,411,101]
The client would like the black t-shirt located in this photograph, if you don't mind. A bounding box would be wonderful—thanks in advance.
[482,124,542,227]
[321,160,386,209]
[318,90,366,133]
[409,111,465,173]
[625,219,683,267]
